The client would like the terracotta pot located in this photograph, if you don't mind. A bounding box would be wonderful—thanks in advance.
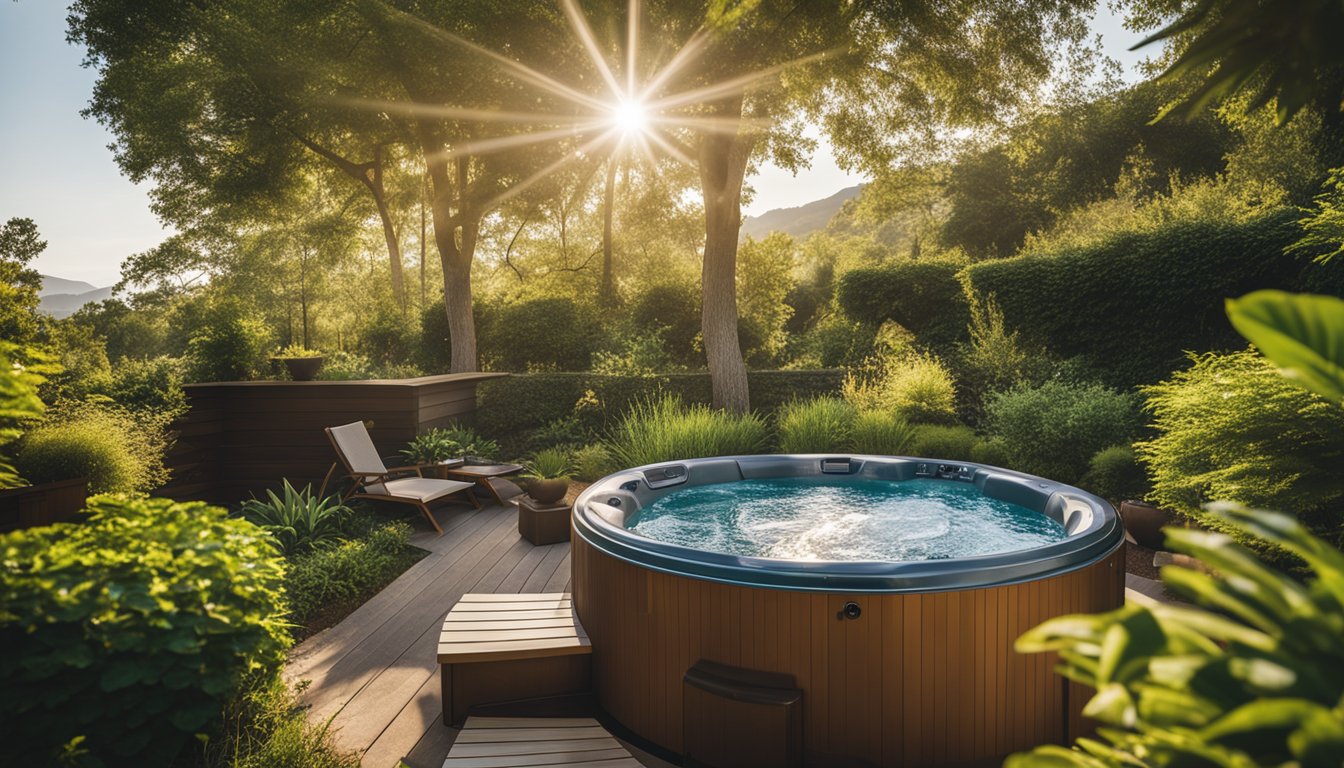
[527,477,569,505]
[280,356,324,381]
[1119,500,1175,550]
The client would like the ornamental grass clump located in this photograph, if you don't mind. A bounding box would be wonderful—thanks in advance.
[776,396,856,453]
[608,394,768,467]
[0,495,290,766]
[239,480,352,557]
[16,401,170,494]
[849,410,916,456]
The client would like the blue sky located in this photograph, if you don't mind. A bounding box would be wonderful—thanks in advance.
[0,2,1150,287]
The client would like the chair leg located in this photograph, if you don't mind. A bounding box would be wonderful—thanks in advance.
[418,501,444,535]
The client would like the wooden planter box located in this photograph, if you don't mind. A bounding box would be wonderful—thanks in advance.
[0,477,90,533]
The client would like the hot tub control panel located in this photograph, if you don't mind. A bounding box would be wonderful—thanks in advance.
[915,462,977,482]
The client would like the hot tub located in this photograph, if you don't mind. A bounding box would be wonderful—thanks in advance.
[572,455,1125,767]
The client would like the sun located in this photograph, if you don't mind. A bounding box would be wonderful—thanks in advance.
[612,97,650,137]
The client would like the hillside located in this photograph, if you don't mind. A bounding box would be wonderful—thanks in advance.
[38,274,113,318]
[741,184,863,240]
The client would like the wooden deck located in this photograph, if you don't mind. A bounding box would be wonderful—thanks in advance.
[288,500,1170,768]
[285,502,670,768]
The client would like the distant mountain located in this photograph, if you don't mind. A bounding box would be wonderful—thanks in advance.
[740,184,863,240]
[38,274,113,318]
[39,274,98,297]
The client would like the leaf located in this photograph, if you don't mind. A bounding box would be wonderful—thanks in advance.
[1225,291,1344,405]
[1201,698,1325,741]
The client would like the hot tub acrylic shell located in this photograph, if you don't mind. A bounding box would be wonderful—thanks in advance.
[572,455,1126,767]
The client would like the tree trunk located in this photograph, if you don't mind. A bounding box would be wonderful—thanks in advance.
[425,156,479,372]
[698,103,755,413]
[600,156,618,301]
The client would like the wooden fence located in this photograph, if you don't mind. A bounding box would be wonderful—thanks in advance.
[157,373,506,504]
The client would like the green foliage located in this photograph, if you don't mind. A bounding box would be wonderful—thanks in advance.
[836,256,970,346]
[627,281,702,368]
[1226,290,1344,405]
[476,370,846,438]
[1287,168,1344,264]
[0,217,45,346]
[482,297,597,372]
[274,343,321,358]
[63,356,188,418]
[1080,445,1150,503]
[571,443,615,482]
[969,437,1012,468]
[0,342,49,489]
[776,397,856,453]
[16,402,171,494]
[961,209,1311,386]
[985,381,1140,483]
[849,410,915,456]
[283,521,415,635]
[844,352,958,425]
[908,424,978,461]
[953,291,1053,426]
[592,330,685,376]
[0,495,290,766]
[199,674,358,768]
[312,350,420,381]
[185,307,272,382]
[737,233,798,366]
[788,313,878,369]
[239,480,353,557]
[523,446,573,480]
[400,429,463,465]
[1009,503,1344,767]
[1136,351,1344,545]
[607,395,769,468]
[433,424,498,461]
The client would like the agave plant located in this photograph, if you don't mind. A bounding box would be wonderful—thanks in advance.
[1009,501,1344,766]
[400,430,463,465]
[239,479,351,557]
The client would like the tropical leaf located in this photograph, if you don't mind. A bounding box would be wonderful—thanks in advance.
[1225,290,1344,405]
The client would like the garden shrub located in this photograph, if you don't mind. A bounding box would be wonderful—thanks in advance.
[776,397,856,453]
[476,370,846,437]
[239,480,352,557]
[481,297,597,372]
[1136,351,1344,544]
[16,402,170,493]
[185,308,271,382]
[283,521,416,634]
[1080,444,1149,502]
[200,673,358,768]
[0,495,289,766]
[908,424,978,461]
[312,350,422,381]
[849,410,915,456]
[985,381,1140,483]
[571,443,616,482]
[843,352,958,425]
[628,281,702,367]
[607,395,769,467]
[788,313,878,369]
[960,208,1311,386]
[952,292,1055,427]
[969,437,1012,468]
[836,255,971,346]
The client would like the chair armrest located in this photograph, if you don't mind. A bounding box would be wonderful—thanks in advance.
[383,465,425,477]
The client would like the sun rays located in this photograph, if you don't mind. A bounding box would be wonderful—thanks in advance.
[348,0,808,210]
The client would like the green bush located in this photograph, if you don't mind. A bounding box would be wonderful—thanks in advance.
[788,313,878,369]
[849,410,915,456]
[102,356,187,417]
[837,256,971,346]
[200,674,358,768]
[628,281,702,367]
[952,292,1055,426]
[476,370,846,437]
[960,208,1315,386]
[985,381,1140,483]
[844,353,958,425]
[0,495,289,766]
[1010,503,1344,766]
[1080,444,1149,502]
[1136,351,1344,543]
[16,403,170,493]
[185,310,271,382]
[481,297,598,372]
[608,395,769,467]
[239,481,353,557]
[969,437,1012,468]
[0,341,48,489]
[284,521,415,633]
[776,397,855,453]
[571,443,616,482]
[908,424,978,461]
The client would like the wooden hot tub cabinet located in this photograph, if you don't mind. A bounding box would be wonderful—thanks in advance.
[572,533,1125,767]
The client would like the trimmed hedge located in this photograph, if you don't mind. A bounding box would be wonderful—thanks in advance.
[477,369,847,437]
[959,209,1313,386]
[0,496,289,766]
[836,257,971,346]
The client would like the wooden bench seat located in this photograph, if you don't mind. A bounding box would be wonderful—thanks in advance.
[438,594,592,725]
[443,716,643,767]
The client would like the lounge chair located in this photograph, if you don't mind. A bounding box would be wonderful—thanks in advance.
[325,421,479,535]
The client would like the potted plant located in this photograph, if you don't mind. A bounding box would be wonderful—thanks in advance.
[400,429,464,477]
[273,343,325,381]
[522,447,573,505]
[437,425,500,465]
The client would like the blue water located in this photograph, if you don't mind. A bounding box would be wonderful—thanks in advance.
[629,477,1066,562]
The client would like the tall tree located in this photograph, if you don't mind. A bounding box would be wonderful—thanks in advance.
[0,217,46,345]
